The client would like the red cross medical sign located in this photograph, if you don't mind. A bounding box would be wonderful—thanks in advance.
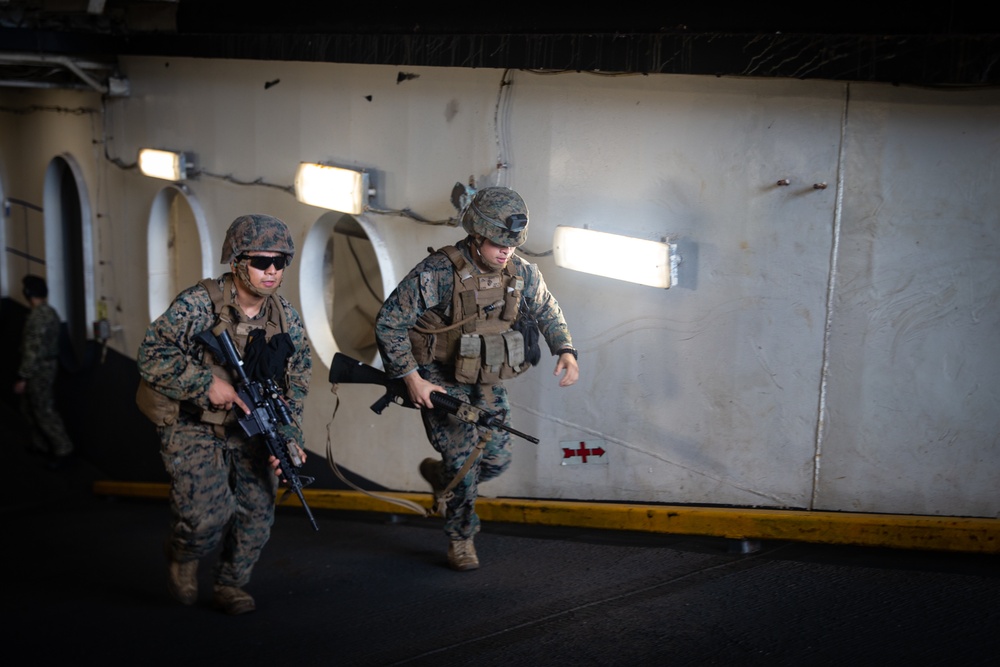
[560,440,608,465]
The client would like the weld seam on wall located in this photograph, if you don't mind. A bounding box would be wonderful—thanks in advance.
[812,82,850,509]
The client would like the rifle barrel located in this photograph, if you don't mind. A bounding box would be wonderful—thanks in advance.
[294,488,320,531]
[500,424,540,444]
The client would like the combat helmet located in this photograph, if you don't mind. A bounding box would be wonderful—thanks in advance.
[220,214,295,265]
[461,187,529,248]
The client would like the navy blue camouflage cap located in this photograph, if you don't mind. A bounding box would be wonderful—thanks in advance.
[461,187,529,247]
[220,214,295,264]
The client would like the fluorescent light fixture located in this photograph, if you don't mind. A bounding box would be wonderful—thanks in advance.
[553,226,678,289]
[294,163,372,215]
[138,148,189,181]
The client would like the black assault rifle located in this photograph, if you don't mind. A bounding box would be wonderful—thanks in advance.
[329,352,540,444]
[197,325,319,531]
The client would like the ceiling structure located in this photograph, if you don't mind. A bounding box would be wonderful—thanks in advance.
[0,1,998,96]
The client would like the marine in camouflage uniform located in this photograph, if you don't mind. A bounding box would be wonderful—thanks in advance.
[15,275,74,462]
[375,187,579,571]
[137,214,311,614]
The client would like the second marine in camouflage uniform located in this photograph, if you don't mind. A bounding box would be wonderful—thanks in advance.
[137,214,311,615]
[376,187,579,571]
[15,275,74,462]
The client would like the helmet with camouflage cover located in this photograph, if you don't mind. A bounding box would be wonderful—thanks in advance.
[220,214,295,265]
[461,187,529,248]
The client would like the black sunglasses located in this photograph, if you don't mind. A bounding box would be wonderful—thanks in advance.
[238,254,288,271]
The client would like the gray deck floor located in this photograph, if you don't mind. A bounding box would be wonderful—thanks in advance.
[6,418,999,666]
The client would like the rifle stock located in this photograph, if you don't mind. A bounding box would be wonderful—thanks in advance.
[328,352,414,413]
[329,353,539,444]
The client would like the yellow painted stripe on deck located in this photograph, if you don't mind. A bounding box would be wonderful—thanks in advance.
[92,481,1000,554]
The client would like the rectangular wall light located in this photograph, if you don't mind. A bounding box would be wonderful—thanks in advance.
[553,226,678,289]
[294,163,371,215]
[138,148,189,181]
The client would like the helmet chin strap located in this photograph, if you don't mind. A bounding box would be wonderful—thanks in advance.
[471,236,496,271]
[233,260,281,298]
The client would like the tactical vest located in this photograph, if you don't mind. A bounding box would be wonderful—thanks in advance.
[197,275,288,429]
[135,275,288,428]
[408,245,529,384]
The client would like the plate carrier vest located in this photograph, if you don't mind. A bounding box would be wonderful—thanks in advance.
[408,245,529,384]
[136,275,288,429]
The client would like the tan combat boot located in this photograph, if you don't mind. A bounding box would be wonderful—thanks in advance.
[448,537,480,571]
[213,584,256,615]
[166,559,198,606]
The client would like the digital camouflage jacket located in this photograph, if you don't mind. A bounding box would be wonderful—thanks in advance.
[137,274,311,429]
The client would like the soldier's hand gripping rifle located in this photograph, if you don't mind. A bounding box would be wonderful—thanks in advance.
[197,324,319,531]
[328,352,540,444]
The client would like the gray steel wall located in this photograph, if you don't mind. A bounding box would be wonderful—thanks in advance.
[1,60,997,518]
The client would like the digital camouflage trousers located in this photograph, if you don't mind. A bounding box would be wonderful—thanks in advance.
[159,417,278,587]
[20,359,73,457]
[419,363,513,541]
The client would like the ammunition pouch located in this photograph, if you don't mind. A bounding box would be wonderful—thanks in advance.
[408,327,437,366]
[454,330,528,384]
[135,378,180,427]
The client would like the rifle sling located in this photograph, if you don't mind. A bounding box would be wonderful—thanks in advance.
[431,435,487,517]
[325,392,431,517]
[325,389,490,519]
[428,382,494,514]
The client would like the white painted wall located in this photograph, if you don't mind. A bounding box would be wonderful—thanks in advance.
[818,85,1000,517]
[1,57,997,517]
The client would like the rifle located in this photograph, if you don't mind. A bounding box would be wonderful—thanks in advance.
[197,324,319,531]
[328,352,540,444]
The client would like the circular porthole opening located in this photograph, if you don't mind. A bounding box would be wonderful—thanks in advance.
[300,211,396,370]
